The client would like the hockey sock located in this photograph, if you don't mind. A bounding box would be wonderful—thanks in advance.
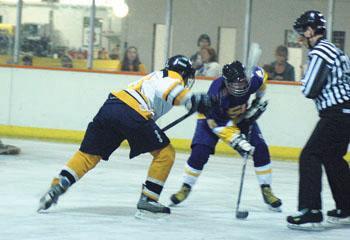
[59,150,101,186]
[183,162,202,187]
[255,163,272,185]
[144,144,175,201]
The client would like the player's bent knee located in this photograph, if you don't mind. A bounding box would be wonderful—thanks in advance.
[147,144,176,182]
[66,150,101,179]
[188,144,211,170]
[151,144,176,164]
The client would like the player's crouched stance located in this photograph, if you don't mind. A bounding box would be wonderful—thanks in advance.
[170,61,282,211]
[38,55,214,218]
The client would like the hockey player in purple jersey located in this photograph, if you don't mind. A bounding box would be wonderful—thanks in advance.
[170,61,282,211]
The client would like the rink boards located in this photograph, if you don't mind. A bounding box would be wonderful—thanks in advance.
[0,65,349,161]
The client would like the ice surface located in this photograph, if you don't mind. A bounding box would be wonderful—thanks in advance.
[0,138,349,240]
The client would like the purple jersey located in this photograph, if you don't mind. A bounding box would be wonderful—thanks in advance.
[205,66,265,126]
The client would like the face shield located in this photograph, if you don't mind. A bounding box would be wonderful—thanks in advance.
[224,76,250,97]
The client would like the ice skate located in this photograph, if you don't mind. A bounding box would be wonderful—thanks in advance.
[37,177,69,212]
[327,209,350,225]
[169,183,191,206]
[0,140,20,155]
[261,184,282,212]
[287,209,324,231]
[135,193,171,219]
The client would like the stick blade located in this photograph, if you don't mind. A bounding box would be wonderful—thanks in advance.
[236,211,249,219]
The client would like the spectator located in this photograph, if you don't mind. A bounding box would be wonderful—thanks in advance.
[119,46,146,73]
[98,47,109,60]
[109,44,120,60]
[0,140,20,155]
[265,45,295,81]
[22,55,33,66]
[76,49,87,59]
[61,55,73,68]
[190,33,211,69]
[195,47,221,77]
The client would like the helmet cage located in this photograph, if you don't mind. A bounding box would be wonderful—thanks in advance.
[224,76,250,97]
[222,61,250,96]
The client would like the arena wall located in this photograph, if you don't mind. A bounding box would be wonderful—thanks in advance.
[0,66,348,160]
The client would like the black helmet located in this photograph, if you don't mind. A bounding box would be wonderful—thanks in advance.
[165,55,196,88]
[293,10,326,36]
[222,61,250,97]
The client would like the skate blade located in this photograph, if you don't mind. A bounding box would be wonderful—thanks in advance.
[327,216,350,225]
[168,200,181,207]
[37,205,44,213]
[135,209,170,221]
[287,223,324,231]
[37,201,49,213]
[0,150,19,155]
[37,195,55,213]
[268,205,282,212]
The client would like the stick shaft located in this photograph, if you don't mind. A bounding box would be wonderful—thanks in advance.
[235,126,252,214]
[161,111,194,132]
[235,155,249,213]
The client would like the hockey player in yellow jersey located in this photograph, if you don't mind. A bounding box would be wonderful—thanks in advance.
[38,55,214,217]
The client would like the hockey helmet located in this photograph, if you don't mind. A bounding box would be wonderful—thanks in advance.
[293,10,326,36]
[222,61,250,97]
[165,55,196,88]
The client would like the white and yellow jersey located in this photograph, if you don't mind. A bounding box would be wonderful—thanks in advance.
[112,70,191,121]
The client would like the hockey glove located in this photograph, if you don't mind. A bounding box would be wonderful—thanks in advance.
[188,93,216,115]
[230,134,255,157]
[238,99,268,127]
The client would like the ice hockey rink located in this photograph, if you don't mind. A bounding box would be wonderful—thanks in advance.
[0,138,349,240]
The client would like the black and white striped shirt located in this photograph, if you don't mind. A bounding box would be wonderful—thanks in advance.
[301,38,350,111]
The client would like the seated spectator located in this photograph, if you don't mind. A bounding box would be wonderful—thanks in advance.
[98,47,109,60]
[61,55,73,68]
[195,46,221,77]
[191,33,211,69]
[118,46,146,73]
[109,44,120,60]
[22,55,33,66]
[76,48,87,59]
[264,45,295,81]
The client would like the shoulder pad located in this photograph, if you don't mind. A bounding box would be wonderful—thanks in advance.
[252,66,264,79]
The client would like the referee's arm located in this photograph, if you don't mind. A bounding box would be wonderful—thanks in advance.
[301,55,330,99]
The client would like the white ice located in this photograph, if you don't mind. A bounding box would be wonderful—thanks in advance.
[0,138,349,240]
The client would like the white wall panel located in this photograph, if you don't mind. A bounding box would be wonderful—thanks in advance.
[0,67,320,148]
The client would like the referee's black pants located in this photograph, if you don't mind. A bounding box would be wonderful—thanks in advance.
[298,114,350,212]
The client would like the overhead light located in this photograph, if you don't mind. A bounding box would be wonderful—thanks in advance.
[112,1,129,18]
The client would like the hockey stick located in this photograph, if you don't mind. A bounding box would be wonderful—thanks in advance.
[245,42,262,77]
[235,43,262,220]
[161,110,195,132]
[235,126,252,220]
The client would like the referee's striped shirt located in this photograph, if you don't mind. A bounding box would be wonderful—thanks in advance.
[301,38,350,111]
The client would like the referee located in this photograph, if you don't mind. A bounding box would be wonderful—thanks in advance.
[287,10,350,230]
